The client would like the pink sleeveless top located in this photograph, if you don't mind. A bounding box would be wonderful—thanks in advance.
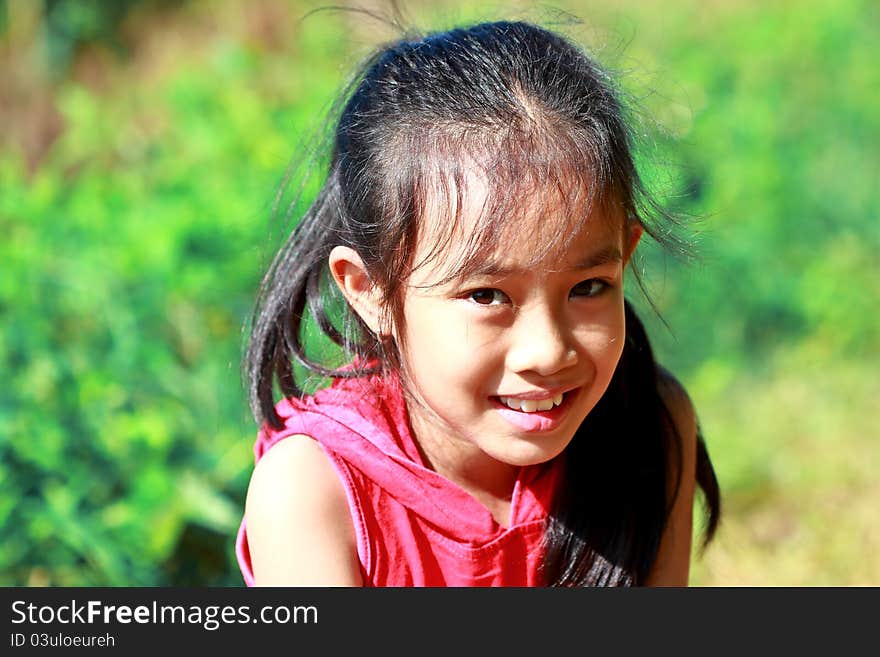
[235,373,562,586]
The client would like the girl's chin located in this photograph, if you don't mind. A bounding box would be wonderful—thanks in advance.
[484,440,570,469]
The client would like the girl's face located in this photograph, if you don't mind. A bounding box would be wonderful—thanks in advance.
[395,177,639,482]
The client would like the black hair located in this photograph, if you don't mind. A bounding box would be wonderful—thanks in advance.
[245,19,720,586]
[545,300,720,585]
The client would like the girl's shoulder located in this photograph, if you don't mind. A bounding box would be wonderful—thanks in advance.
[646,366,699,586]
[655,365,698,442]
[244,435,362,585]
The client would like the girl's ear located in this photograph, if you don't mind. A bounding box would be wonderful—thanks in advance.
[328,246,386,335]
[624,224,644,264]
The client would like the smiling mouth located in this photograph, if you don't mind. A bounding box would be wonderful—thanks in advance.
[496,393,565,413]
[490,390,578,432]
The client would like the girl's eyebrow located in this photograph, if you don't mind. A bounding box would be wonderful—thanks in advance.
[472,245,623,277]
[566,245,624,271]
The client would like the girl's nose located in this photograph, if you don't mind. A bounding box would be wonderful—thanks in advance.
[505,305,579,377]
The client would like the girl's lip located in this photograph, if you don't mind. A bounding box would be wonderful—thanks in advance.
[494,385,580,401]
[489,388,580,432]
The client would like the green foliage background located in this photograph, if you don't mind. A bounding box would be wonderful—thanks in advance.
[1,0,877,585]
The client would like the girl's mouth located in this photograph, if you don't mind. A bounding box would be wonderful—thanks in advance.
[489,390,578,432]
[496,393,564,413]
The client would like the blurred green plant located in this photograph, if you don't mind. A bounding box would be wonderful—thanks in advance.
[1,0,351,585]
[0,0,171,75]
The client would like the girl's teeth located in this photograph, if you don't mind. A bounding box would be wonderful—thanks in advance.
[499,394,565,413]
[536,398,554,412]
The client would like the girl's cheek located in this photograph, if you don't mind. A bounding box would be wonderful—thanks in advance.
[575,319,626,364]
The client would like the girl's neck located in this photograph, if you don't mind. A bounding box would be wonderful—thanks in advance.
[407,410,521,527]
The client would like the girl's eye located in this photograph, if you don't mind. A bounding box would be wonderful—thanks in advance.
[570,279,608,298]
[468,288,509,305]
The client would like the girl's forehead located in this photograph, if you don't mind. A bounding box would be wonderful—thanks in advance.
[411,168,624,281]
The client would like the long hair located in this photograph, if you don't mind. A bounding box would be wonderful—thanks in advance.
[544,301,720,585]
[246,19,720,585]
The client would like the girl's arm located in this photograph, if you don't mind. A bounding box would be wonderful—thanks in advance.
[244,436,363,586]
[645,371,698,587]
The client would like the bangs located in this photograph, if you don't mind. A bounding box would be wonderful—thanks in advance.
[388,110,631,288]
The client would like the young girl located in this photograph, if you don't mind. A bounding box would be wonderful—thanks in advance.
[236,20,721,587]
